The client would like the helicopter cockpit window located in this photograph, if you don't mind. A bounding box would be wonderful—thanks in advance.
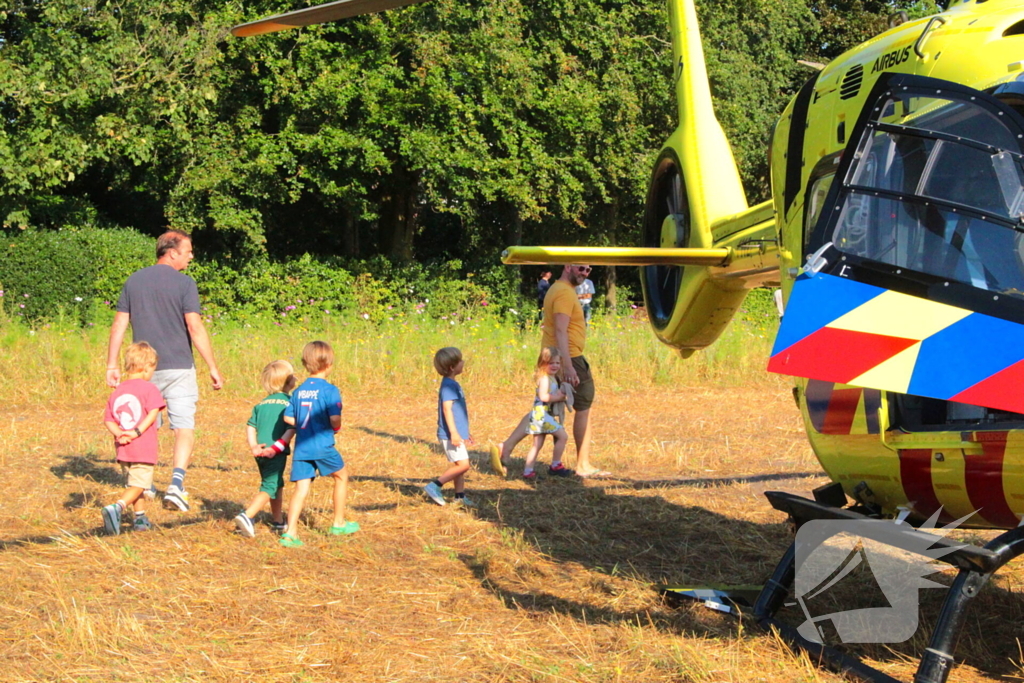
[805,174,834,247]
[828,87,1024,300]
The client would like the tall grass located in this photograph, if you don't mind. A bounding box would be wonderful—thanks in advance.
[0,307,781,404]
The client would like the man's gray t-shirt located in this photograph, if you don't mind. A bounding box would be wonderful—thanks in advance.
[116,264,201,371]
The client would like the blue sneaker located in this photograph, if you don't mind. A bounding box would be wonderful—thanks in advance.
[424,482,446,506]
[133,515,153,532]
[548,463,573,478]
[102,503,122,535]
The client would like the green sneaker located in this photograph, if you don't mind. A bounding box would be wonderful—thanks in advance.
[329,521,360,535]
[279,533,303,548]
[133,515,153,532]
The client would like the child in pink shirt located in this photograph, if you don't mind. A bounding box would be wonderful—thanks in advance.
[102,342,166,535]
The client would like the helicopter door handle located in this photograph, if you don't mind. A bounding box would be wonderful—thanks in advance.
[914,16,947,59]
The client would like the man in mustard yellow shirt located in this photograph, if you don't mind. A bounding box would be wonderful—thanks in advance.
[491,264,607,478]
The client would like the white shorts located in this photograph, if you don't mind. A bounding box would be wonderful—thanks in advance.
[439,439,469,463]
[152,367,199,430]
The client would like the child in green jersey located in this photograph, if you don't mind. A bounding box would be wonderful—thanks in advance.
[234,360,297,538]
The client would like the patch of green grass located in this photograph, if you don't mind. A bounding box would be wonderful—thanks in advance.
[0,312,777,405]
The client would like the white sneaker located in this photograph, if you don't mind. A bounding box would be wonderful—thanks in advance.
[101,503,122,535]
[234,513,255,538]
[163,485,190,512]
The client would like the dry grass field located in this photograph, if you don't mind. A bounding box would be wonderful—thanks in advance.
[3,321,1024,682]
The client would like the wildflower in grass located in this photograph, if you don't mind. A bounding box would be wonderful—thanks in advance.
[285,305,296,311]
[0,290,4,296]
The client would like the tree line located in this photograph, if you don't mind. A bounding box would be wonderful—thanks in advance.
[0,0,938,292]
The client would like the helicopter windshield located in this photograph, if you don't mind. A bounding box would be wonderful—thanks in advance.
[829,88,1024,299]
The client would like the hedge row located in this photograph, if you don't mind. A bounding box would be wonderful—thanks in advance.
[0,227,536,325]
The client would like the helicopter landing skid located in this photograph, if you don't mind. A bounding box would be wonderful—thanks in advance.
[754,491,1024,683]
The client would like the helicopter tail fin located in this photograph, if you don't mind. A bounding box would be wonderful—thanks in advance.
[667,0,748,228]
[624,0,774,355]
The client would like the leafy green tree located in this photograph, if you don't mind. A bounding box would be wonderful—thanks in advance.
[0,0,230,232]
[810,0,940,61]
[0,0,940,279]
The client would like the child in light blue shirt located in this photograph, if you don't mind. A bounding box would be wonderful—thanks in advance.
[425,347,475,507]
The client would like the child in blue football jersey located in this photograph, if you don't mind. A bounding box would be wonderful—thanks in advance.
[425,347,475,507]
[279,341,358,547]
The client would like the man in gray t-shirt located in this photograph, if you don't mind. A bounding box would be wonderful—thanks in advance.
[106,230,224,512]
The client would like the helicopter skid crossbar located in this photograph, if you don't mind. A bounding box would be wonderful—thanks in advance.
[754,491,1024,683]
[765,492,1000,573]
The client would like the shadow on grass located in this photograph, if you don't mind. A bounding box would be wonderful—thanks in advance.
[6,460,271,546]
[458,551,700,634]
[0,505,223,549]
[355,426,436,448]
[608,471,821,490]
[50,454,123,486]
[442,477,1024,679]
[350,502,398,512]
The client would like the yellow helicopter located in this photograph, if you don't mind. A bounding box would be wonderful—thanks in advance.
[233,1,1024,681]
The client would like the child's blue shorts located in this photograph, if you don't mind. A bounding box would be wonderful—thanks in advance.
[290,452,344,481]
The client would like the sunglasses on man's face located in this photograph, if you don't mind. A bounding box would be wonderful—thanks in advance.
[576,266,592,274]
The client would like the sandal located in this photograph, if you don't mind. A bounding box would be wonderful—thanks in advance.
[279,533,303,547]
[489,444,507,477]
[329,521,360,535]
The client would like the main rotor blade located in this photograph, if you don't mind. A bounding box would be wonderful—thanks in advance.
[501,246,730,267]
[231,0,429,37]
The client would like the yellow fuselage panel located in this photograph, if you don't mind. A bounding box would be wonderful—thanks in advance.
[775,2,1024,282]
[773,0,1024,527]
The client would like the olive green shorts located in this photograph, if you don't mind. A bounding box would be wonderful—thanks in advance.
[572,355,595,412]
[256,453,288,497]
